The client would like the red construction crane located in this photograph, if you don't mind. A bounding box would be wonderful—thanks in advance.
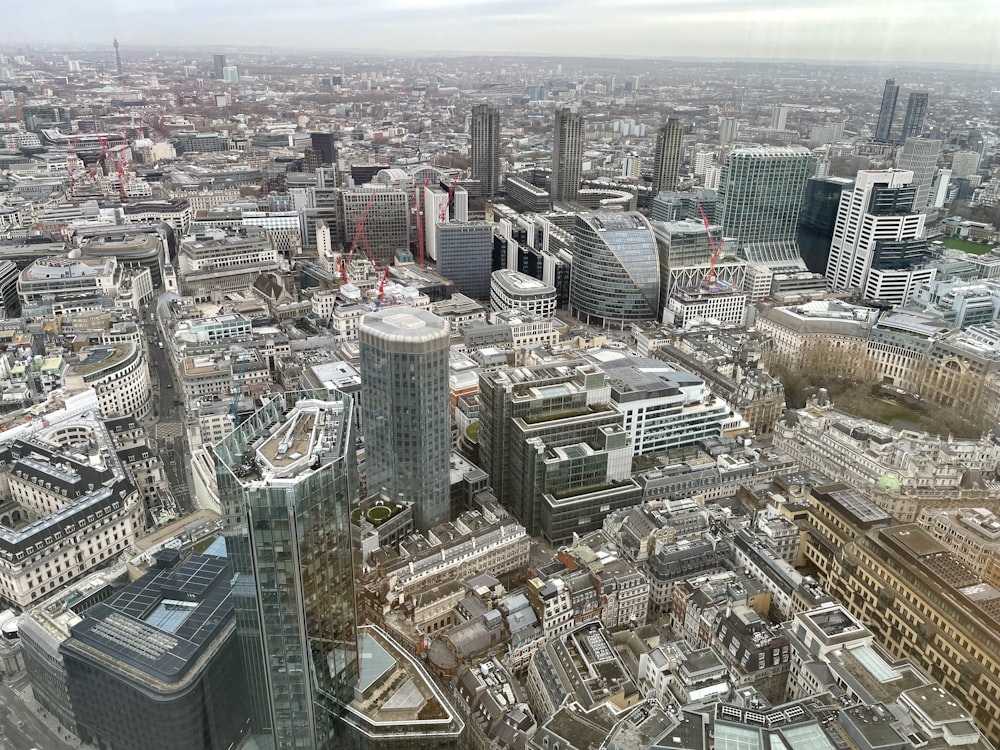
[340,194,377,285]
[439,174,458,224]
[698,204,724,287]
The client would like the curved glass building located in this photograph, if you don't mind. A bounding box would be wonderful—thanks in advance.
[569,211,660,328]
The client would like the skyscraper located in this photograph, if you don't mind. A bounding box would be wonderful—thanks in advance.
[719,116,739,145]
[770,106,789,131]
[215,392,360,749]
[901,92,928,141]
[875,78,899,143]
[896,137,942,211]
[550,107,583,204]
[718,146,813,267]
[825,169,933,305]
[310,131,337,166]
[113,38,123,76]
[652,117,684,194]
[359,308,451,530]
[470,103,501,198]
[213,54,226,80]
[569,211,660,328]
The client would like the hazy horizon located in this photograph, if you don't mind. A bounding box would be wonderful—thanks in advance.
[6,0,1000,69]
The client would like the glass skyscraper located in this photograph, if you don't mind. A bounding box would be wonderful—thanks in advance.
[359,308,451,531]
[569,211,660,328]
[215,391,359,750]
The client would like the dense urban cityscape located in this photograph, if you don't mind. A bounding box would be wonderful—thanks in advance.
[0,34,999,750]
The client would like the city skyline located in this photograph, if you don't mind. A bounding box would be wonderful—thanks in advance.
[5,0,1000,68]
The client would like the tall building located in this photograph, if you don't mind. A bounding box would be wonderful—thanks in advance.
[825,169,933,305]
[222,66,239,84]
[900,92,928,141]
[896,137,942,210]
[951,150,982,178]
[215,392,360,749]
[309,132,337,166]
[550,108,583,204]
[470,103,501,198]
[60,551,250,750]
[718,116,738,144]
[875,78,899,143]
[434,221,493,299]
[652,117,684,194]
[113,38,123,76]
[718,146,813,267]
[341,187,410,266]
[213,53,226,80]
[569,211,660,328]
[797,175,854,274]
[359,308,451,531]
[770,106,789,131]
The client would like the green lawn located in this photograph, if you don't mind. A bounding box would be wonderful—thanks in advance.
[933,236,995,255]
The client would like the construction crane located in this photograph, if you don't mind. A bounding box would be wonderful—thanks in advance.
[439,174,459,223]
[229,355,250,427]
[697,204,724,287]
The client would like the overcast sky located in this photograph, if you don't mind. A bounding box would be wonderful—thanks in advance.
[6,0,1000,67]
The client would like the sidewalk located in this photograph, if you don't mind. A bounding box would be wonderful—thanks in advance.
[15,681,96,750]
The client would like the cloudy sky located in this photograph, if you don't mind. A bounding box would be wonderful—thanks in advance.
[7,0,1000,67]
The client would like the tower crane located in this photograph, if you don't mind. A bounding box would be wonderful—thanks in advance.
[697,204,724,287]
[341,194,376,283]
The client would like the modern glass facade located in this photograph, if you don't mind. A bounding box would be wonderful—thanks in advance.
[215,391,359,750]
[569,211,659,328]
[358,309,451,531]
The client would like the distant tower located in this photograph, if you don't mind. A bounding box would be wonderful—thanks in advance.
[213,54,226,80]
[652,117,684,194]
[550,108,583,204]
[470,104,501,198]
[875,78,899,143]
[896,137,942,211]
[900,92,928,141]
[770,106,789,131]
[359,308,451,531]
[718,116,738,145]
[113,38,123,77]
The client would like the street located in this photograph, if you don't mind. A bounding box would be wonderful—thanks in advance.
[0,675,79,750]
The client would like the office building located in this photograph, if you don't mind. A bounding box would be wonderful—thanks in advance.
[342,187,410,266]
[797,175,854,274]
[359,309,451,531]
[550,108,583,204]
[875,78,899,143]
[222,66,239,83]
[718,146,812,267]
[478,362,639,543]
[896,137,942,211]
[825,168,933,305]
[490,269,557,318]
[215,392,360,748]
[569,211,660,329]
[177,226,280,299]
[213,54,226,80]
[651,117,684,194]
[901,92,928,140]
[470,103,501,198]
[310,131,338,166]
[803,487,1000,746]
[434,221,493,299]
[61,551,249,750]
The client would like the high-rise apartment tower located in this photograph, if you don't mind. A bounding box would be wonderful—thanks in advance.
[652,117,684,194]
[901,92,929,141]
[875,78,899,142]
[550,108,583,204]
[470,104,501,198]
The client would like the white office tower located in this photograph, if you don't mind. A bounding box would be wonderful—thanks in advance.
[933,169,952,209]
[826,169,935,306]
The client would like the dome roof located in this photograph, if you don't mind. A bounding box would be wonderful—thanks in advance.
[875,474,902,492]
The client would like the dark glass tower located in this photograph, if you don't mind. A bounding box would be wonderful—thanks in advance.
[215,391,359,750]
[900,92,928,141]
[875,78,899,143]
